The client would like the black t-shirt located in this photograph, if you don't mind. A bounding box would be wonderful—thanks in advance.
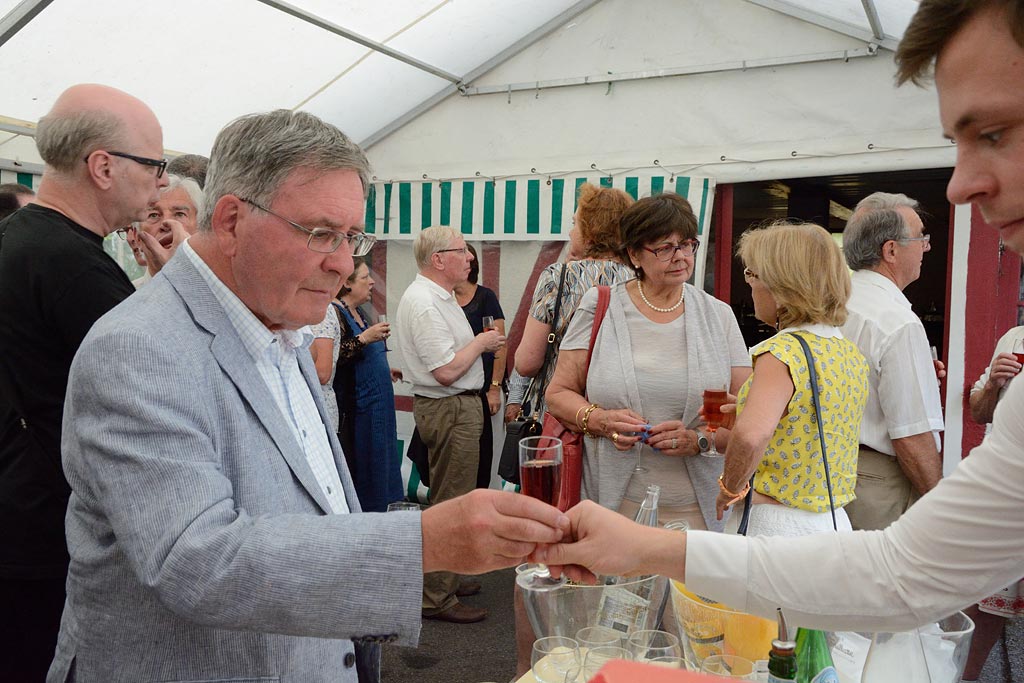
[0,204,134,577]
[460,285,505,391]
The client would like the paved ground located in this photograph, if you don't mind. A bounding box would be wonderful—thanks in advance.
[381,568,1022,683]
[382,568,519,683]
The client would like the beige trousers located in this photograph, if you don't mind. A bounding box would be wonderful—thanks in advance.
[844,447,920,531]
[414,394,483,613]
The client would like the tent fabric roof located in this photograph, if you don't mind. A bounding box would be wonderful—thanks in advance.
[0,0,920,157]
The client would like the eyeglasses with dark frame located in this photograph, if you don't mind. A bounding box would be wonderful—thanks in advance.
[240,197,376,256]
[84,151,168,178]
[743,267,759,281]
[435,247,469,255]
[643,239,701,261]
[114,225,137,240]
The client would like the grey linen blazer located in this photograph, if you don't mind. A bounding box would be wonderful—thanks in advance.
[578,282,748,531]
[47,251,423,683]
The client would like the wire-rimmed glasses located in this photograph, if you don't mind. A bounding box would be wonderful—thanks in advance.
[241,197,376,255]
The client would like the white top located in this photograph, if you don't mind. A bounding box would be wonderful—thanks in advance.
[395,272,483,398]
[310,303,342,432]
[685,371,1024,632]
[841,269,943,455]
[183,242,349,514]
[972,325,1024,434]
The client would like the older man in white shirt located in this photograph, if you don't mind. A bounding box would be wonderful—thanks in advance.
[395,226,506,624]
[839,192,944,531]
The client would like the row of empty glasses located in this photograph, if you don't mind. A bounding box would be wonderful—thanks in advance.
[531,629,690,682]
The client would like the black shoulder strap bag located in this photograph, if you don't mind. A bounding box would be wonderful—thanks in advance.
[737,333,837,534]
[497,263,570,484]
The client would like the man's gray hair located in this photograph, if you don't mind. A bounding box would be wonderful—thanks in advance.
[36,109,124,174]
[199,110,370,233]
[414,226,461,269]
[166,154,209,188]
[843,192,921,270]
[164,174,204,216]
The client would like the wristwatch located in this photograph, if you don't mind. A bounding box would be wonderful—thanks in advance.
[696,432,710,454]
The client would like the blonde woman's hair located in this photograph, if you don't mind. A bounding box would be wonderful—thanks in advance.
[737,221,850,328]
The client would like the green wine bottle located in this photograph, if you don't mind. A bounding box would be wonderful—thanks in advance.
[795,628,839,683]
[768,609,797,682]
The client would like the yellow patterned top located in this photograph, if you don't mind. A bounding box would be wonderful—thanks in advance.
[736,330,868,512]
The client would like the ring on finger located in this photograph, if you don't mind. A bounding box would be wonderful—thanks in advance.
[611,431,620,444]
[672,437,678,449]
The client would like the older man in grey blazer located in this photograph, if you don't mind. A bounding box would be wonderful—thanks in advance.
[48,110,568,683]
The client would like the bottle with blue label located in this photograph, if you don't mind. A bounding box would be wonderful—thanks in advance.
[795,628,839,683]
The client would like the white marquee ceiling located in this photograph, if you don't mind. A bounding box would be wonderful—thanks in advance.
[0,0,921,157]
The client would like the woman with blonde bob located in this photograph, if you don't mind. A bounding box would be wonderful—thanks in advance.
[716,221,869,537]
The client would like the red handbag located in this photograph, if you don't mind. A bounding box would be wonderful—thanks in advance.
[546,285,611,512]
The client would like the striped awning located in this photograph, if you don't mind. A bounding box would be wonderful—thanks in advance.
[0,169,39,189]
[366,173,715,242]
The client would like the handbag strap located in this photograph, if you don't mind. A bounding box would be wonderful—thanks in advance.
[584,285,611,375]
[738,332,837,534]
[794,333,837,531]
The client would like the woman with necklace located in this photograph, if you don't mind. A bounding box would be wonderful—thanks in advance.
[546,192,751,531]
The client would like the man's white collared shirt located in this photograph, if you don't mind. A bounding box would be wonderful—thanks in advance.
[395,273,483,398]
[842,269,944,456]
[183,241,349,514]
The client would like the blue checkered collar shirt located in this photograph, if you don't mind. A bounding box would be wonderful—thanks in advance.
[182,241,350,514]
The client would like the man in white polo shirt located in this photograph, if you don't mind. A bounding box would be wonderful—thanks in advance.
[840,191,944,531]
[396,226,506,624]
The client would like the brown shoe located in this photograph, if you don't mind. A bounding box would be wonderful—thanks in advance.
[456,578,482,597]
[423,602,488,624]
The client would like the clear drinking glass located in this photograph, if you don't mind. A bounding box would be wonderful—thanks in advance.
[626,629,682,662]
[378,314,390,351]
[531,636,581,683]
[386,501,421,512]
[575,625,623,650]
[516,436,566,592]
[700,654,755,679]
[1013,338,1024,366]
[582,646,632,679]
[701,387,728,457]
[482,315,496,332]
[647,656,691,670]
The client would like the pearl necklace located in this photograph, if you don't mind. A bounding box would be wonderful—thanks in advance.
[637,281,685,312]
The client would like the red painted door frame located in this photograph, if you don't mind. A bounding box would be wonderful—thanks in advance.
[713,184,735,303]
[960,205,1021,457]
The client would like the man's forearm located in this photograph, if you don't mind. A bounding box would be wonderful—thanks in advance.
[431,340,483,386]
[892,432,943,494]
[970,384,1001,425]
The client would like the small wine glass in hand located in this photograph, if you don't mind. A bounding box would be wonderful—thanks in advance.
[378,314,390,351]
[516,436,565,592]
[701,387,728,457]
[482,315,496,332]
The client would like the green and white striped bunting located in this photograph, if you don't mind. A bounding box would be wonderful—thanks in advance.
[365,173,715,243]
[0,169,40,188]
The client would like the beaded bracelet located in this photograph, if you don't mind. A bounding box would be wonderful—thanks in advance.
[580,403,600,437]
[718,475,751,506]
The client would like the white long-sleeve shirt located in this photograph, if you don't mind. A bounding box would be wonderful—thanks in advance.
[686,365,1024,632]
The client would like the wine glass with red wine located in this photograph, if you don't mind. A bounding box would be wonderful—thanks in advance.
[701,387,728,457]
[516,435,566,592]
[1014,338,1024,366]
[482,315,496,332]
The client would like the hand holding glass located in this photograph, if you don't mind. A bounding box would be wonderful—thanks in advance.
[482,315,496,332]
[701,387,728,457]
[516,436,565,592]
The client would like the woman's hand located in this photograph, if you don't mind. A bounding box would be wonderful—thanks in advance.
[646,421,699,456]
[390,368,404,383]
[591,408,647,451]
[715,489,736,521]
[505,402,522,424]
[699,392,739,431]
[360,321,390,344]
